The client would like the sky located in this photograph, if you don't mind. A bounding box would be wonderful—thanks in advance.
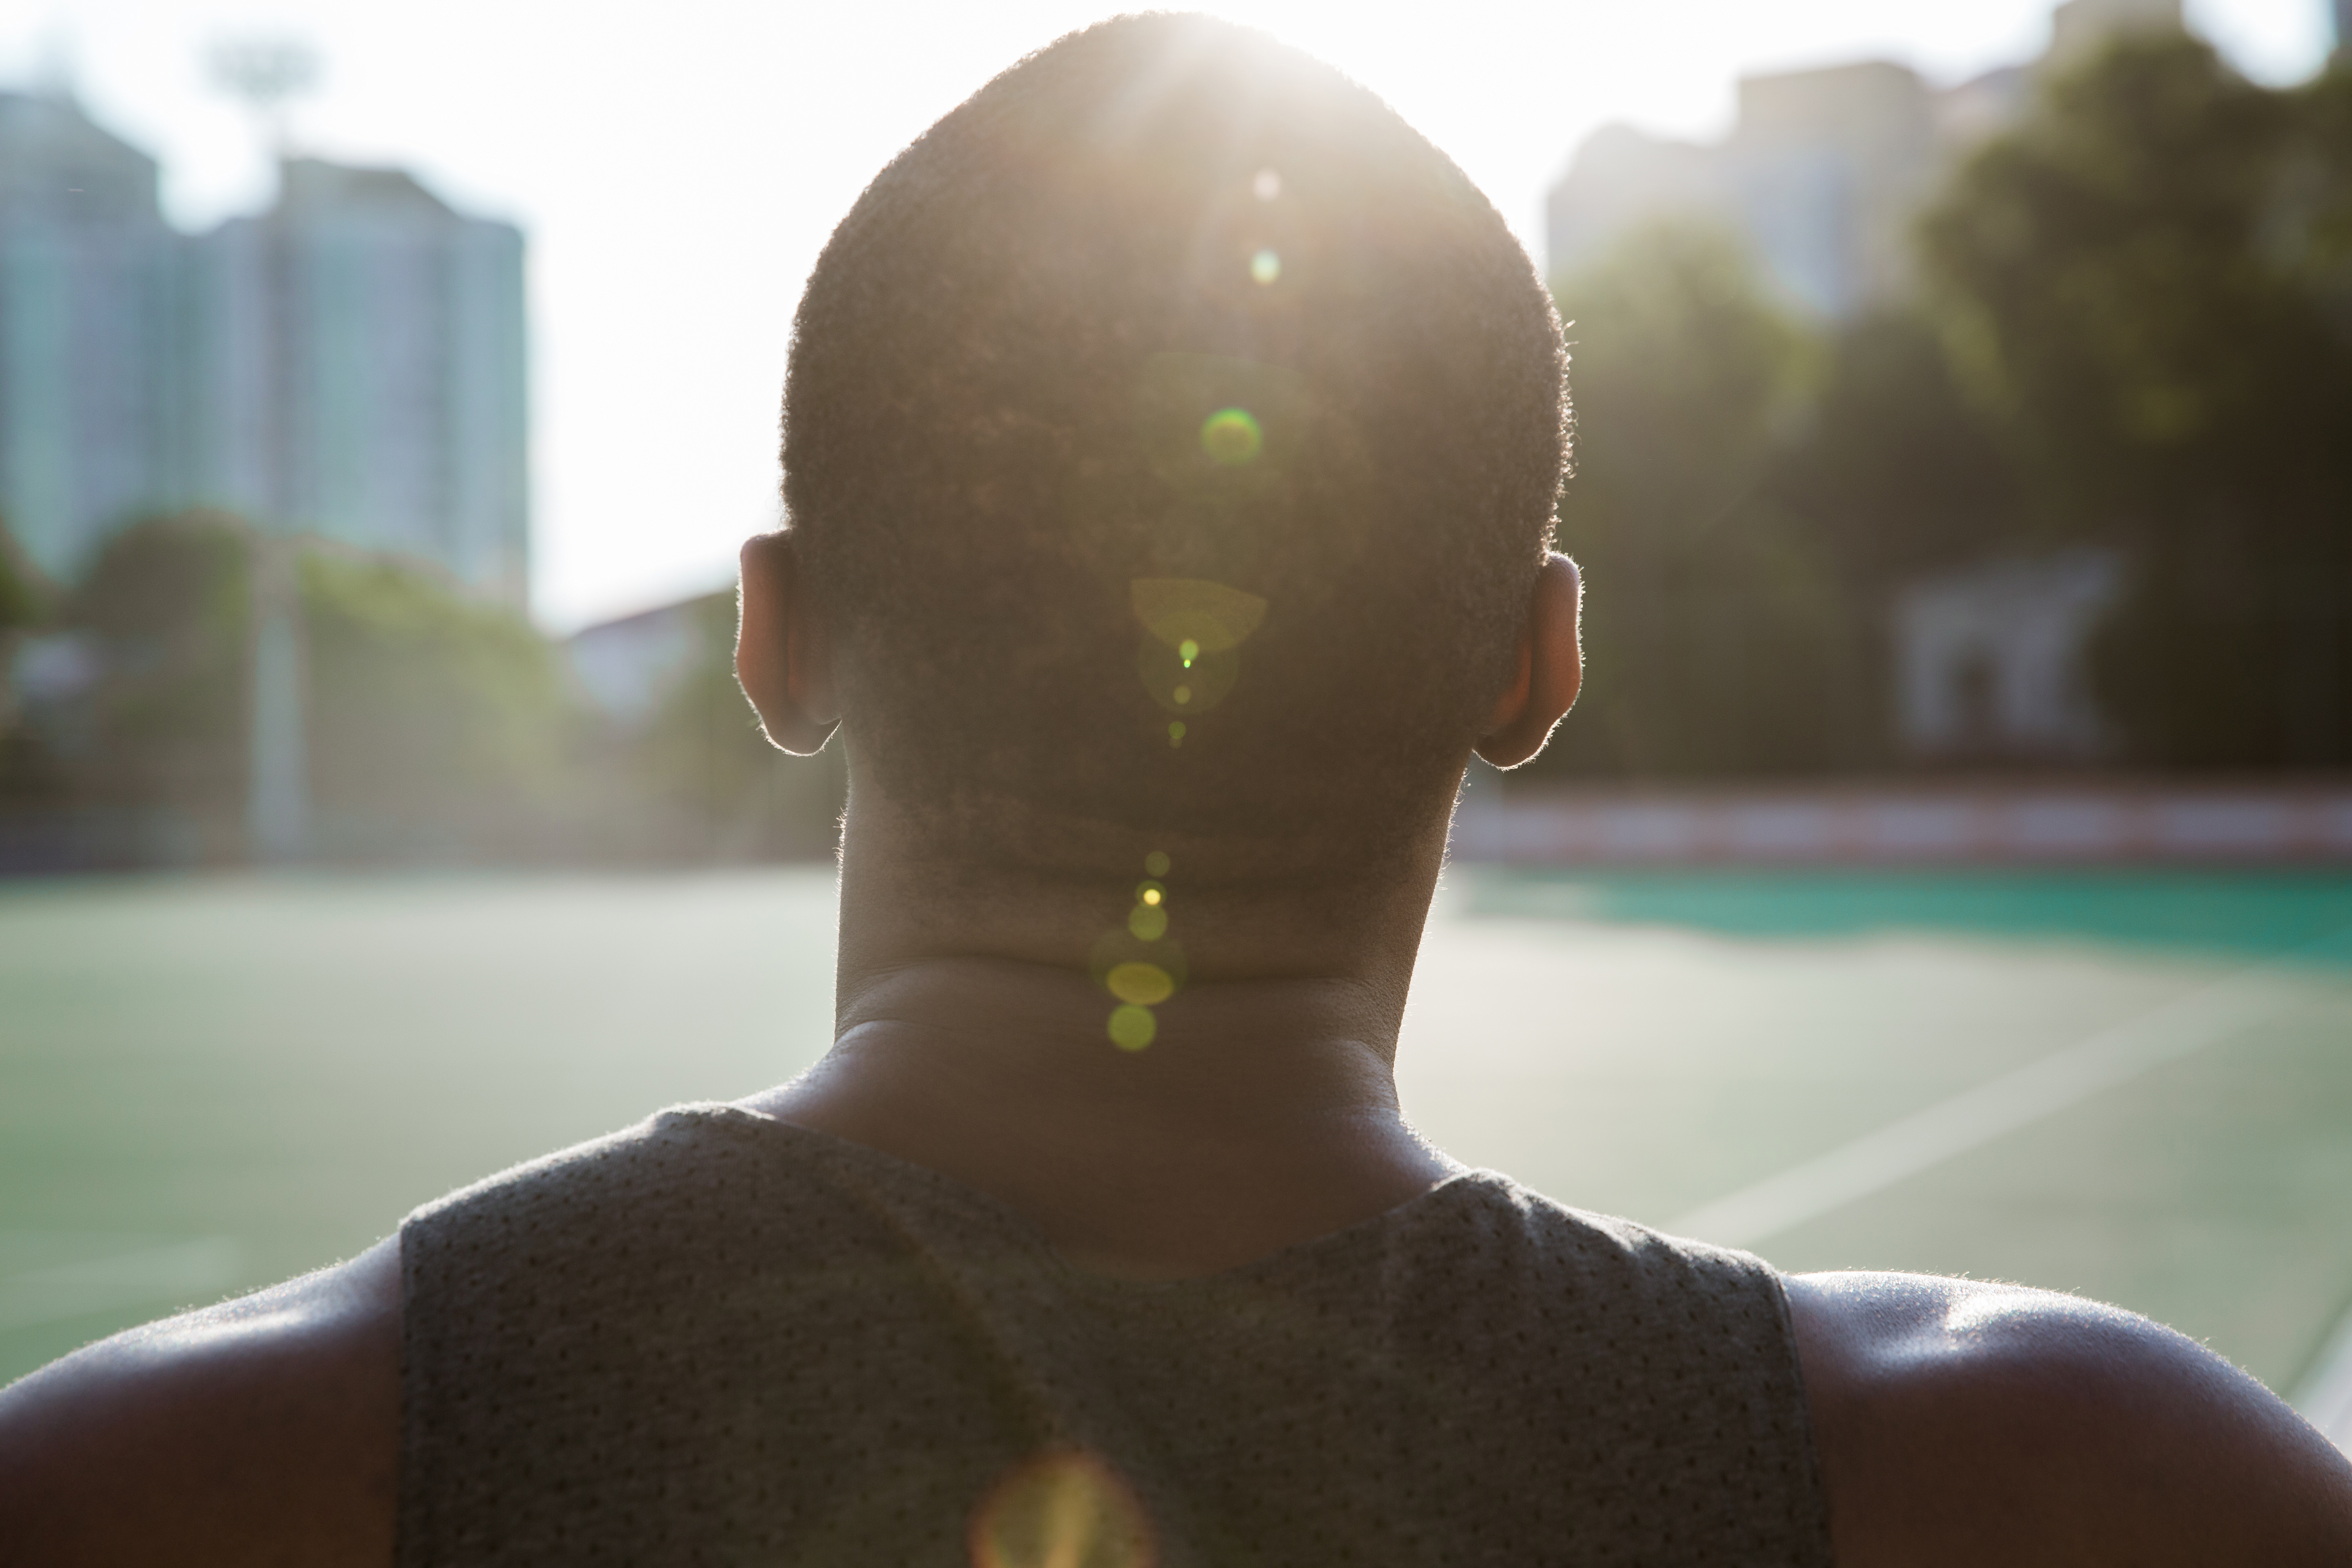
[3,1,2336,630]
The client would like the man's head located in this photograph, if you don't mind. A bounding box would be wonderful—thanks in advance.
[754,14,1570,894]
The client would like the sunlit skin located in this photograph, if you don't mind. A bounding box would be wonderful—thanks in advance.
[0,539,2348,1563]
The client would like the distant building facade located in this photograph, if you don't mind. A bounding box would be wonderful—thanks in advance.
[0,92,528,606]
[1545,0,2185,315]
[183,160,528,605]
[0,92,180,581]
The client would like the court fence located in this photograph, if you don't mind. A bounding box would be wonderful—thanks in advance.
[1453,779,2352,867]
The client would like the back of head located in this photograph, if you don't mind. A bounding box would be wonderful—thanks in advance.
[785,14,1565,893]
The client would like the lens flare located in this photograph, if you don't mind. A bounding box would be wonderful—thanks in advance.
[1167,723,1185,748]
[1131,579,1268,655]
[1106,962,1174,1006]
[1178,639,1198,668]
[1145,851,1170,877]
[1127,903,1168,942]
[1253,167,1281,201]
[1198,408,1262,466]
[1138,884,1162,904]
[970,1449,1156,1568]
[1172,686,1192,705]
[1249,249,1280,285]
[1108,1005,1157,1052]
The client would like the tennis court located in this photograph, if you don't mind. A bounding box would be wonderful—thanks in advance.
[4,866,2348,1427]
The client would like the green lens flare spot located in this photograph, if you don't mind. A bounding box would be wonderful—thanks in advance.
[1199,407,1263,466]
[1145,851,1171,877]
[1250,248,1281,285]
[1167,723,1185,748]
[1131,579,1268,655]
[1137,882,1164,904]
[1108,1004,1157,1052]
[1127,903,1168,942]
[1106,962,1174,1007]
[1178,638,1199,667]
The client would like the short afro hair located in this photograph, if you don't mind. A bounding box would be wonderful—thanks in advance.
[784,13,1566,879]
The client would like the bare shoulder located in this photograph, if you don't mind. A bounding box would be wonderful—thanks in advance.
[1785,1270,2352,1567]
[0,1234,401,1568]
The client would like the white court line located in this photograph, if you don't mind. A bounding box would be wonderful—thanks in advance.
[0,1238,244,1333]
[2293,1305,2352,1456]
[1670,935,2349,1250]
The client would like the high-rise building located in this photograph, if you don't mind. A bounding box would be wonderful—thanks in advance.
[0,104,528,607]
[1545,0,2186,316]
[183,160,528,606]
[0,91,181,582]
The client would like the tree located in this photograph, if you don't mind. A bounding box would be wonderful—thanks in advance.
[0,517,47,639]
[1764,312,2026,588]
[1542,224,1874,776]
[1921,37,2352,767]
[41,512,572,859]
[301,547,570,851]
[64,512,254,838]
[13,510,848,866]
[0,515,60,808]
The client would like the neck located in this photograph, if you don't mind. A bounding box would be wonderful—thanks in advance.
[747,777,1465,1279]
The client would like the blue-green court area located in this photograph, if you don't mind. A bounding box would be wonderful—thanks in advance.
[3,866,2349,1409]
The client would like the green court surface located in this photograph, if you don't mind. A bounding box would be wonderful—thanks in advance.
[3,866,2349,1409]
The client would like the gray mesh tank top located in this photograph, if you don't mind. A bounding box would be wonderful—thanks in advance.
[397,1105,1832,1566]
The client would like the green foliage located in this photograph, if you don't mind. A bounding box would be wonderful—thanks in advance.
[32,512,572,857]
[2290,65,2352,315]
[0,514,64,806]
[8,510,839,864]
[1765,313,2025,582]
[1557,225,1815,551]
[302,549,567,834]
[1543,225,1877,777]
[1538,50,2352,780]
[1922,38,2352,767]
[65,511,254,823]
[0,516,51,636]
[1923,36,2326,518]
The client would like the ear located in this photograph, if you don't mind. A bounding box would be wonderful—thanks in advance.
[735,530,841,755]
[1474,552,1583,770]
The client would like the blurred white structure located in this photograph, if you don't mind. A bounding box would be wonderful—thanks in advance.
[568,597,709,732]
[0,90,180,581]
[0,99,528,608]
[1545,0,2185,315]
[1894,550,2122,762]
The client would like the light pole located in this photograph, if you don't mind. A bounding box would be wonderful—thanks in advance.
[206,37,317,162]
[209,36,319,862]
